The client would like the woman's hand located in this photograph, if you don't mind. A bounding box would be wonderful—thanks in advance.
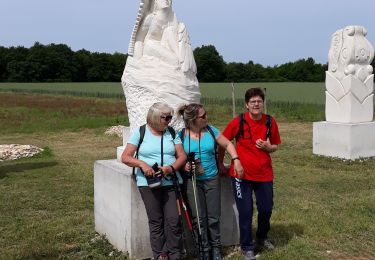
[233,159,244,179]
[255,139,277,153]
[140,162,155,177]
[160,166,173,176]
[184,162,195,173]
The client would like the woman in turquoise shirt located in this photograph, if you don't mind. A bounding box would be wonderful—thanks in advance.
[177,103,243,260]
[122,102,187,260]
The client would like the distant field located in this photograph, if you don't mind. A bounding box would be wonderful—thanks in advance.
[0,82,326,104]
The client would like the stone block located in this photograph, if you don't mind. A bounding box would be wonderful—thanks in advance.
[94,159,239,259]
[313,121,375,159]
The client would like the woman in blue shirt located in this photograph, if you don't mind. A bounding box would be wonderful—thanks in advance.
[177,103,243,260]
[122,102,187,260]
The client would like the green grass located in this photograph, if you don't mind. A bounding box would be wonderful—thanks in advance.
[0,82,327,104]
[1,92,375,259]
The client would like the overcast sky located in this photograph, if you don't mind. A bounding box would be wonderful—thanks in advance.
[1,0,374,66]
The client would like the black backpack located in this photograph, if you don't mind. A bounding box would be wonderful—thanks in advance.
[180,125,218,170]
[235,113,272,141]
[132,124,176,175]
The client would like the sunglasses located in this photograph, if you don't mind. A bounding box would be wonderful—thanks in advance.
[160,115,173,121]
[197,112,207,119]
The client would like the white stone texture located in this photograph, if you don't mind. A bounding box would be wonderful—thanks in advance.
[313,121,375,159]
[122,0,200,132]
[0,144,43,161]
[94,159,239,259]
[326,25,374,123]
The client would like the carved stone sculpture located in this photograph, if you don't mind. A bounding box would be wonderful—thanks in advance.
[122,0,200,131]
[326,25,374,123]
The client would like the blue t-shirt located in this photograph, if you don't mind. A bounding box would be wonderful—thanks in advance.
[179,125,219,180]
[128,125,183,187]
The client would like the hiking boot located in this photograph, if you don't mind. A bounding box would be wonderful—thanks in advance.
[243,250,256,260]
[212,247,222,260]
[256,238,275,250]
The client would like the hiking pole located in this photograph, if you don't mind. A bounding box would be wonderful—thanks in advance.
[191,168,206,260]
[171,172,189,257]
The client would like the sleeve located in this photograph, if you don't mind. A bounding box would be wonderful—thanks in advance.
[128,127,141,146]
[222,118,240,141]
[270,118,281,145]
[173,133,182,145]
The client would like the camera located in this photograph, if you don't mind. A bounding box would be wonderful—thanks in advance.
[186,152,204,176]
[146,163,163,189]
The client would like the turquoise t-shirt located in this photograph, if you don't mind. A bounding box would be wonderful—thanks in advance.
[179,125,219,180]
[128,125,183,187]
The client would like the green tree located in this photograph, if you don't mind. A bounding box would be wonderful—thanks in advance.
[193,45,226,82]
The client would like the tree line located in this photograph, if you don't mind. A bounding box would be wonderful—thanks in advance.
[1,42,374,82]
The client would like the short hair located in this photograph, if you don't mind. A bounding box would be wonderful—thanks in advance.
[245,88,265,102]
[147,102,174,130]
[177,103,204,129]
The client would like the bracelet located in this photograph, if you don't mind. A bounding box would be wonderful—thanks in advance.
[231,157,240,161]
[169,165,176,173]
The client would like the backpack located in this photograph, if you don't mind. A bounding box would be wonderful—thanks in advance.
[235,113,272,141]
[180,125,218,170]
[132,124,176,175]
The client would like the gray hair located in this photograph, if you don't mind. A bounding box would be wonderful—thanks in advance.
[147,102,174,130]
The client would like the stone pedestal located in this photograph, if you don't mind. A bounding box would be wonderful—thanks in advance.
[313,121,375,159]
[94,159,239,259]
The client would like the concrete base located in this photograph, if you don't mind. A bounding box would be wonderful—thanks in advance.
[94,159,239,259]
[313,121,375,160]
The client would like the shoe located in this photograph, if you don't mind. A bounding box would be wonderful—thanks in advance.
[256,238,275,250]
[212,247,222,260]
[243,250,256,260]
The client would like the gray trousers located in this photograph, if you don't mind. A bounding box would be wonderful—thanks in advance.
[139,186,182,260]
[185,175,221,253]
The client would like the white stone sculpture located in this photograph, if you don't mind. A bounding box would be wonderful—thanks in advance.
[122,0,200,131]
[326,25,374,123]
[313,25,375,160]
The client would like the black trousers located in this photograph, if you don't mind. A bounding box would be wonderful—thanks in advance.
[139,186,182,260]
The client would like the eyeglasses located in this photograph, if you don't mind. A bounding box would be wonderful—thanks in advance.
[160,115,172,121]
[197,112,207,119]
[249,100,264,105]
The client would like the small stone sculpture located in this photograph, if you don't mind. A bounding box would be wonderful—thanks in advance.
[326,25,374,123]
[122,0,200,131]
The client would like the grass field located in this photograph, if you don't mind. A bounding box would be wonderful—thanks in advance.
[0,82,326,104]
[1,92,375,259]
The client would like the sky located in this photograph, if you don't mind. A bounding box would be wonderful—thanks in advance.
[1,0,375,66]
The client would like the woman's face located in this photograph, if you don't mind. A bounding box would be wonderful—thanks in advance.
[194,108,208,129]
[155,0,172,10]
[246,95,264,118]
[159,113,172,131]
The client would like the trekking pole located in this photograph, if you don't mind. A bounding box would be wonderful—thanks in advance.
[171,173,189,257]
[191,168,205,259]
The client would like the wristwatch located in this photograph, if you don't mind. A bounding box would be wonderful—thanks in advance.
[231,157,240,161]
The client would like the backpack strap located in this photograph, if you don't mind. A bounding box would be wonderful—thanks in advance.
[167,126,176,139]
[235,113,244,141]
[180,128,186,144]
[206,125,219,170]
[265,114,272,140]
[132,124,146,176]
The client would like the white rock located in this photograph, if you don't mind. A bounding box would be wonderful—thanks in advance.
[0,144,43,161]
